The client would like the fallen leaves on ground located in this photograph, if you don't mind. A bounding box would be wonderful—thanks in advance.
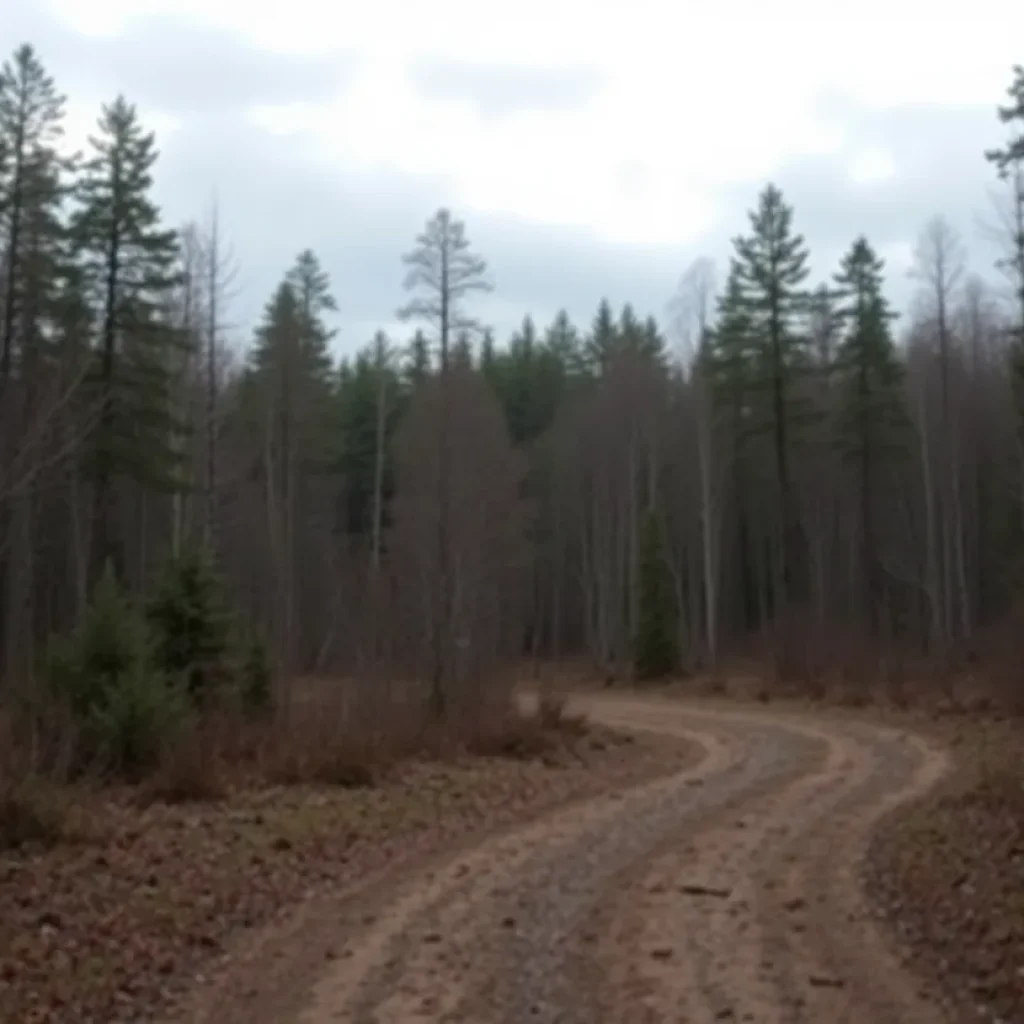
[864,718,1024,1023]
[0,726,689,1024]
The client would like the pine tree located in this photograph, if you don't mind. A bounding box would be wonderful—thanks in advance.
[706,264,760,630]
[585,298,618,374]
[248,254,336,457]
[405,328,431,387]
[282,248,337,469]
[69,95,181,583]
[246,258,336,671]
[47,563,185,777]
[0,44,72,681]
[732,183,812,609]
[146,546,233,706]
[0,43,69,385]
[337,336,400,541]
[640,314,667,364]
[503,315,539,443]
[986,64,1024,172]
[985,66,1024,455]
[544,309,586,381]
[833,236,907,629]
[479,327,496,375]
[633,508,677,679]
[486,315,568,446]
[451,328,474,370]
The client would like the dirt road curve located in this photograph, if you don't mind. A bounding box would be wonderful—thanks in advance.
[233,696,954,1024]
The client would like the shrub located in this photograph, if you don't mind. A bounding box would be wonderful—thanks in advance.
[142,719,227,805]
[86,660,189,778]
[633,508,678,680]
[239,631,273,714]
[46,563,188,778]
[146,547,233,708]
[47,563,151,720]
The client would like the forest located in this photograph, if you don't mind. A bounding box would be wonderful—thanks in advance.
[1,41,1024,754]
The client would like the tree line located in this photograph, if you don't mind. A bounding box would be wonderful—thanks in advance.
[2,43,1024,708]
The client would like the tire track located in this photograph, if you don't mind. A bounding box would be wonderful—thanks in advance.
[296,723,726,1023]
[290,697,951,1024]
[763,725,951,1024]
[584,705,952,1024]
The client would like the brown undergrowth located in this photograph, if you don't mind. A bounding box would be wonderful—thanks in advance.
[0,683,686,1024]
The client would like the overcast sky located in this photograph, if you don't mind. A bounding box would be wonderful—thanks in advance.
[7,1,1024,356]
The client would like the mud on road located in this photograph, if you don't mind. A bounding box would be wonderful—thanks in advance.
[186,695,953,1024]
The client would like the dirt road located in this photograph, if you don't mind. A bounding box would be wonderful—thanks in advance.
[197,695,954,1024]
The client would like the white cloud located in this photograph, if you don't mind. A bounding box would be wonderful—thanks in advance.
[44,0,1024,247]
[849,148,897,185]
[878,239,916,276]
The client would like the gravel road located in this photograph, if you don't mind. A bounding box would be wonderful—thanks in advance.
[197,695,954,1024]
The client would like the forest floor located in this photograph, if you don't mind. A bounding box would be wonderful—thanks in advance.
[167,694,969,1024]
[864,711,1024,1024]
[4,689,1019,1024]
[0,711,693,1024]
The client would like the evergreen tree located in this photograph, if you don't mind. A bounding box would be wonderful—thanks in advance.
[0,45,72,680]
[617,304,665,364]
[640,314,667,364]
[47,563,186,777]
[0,43,69,385]
[451,327,474,370]
[336,335,401,540]
[706,264,761,629]
[69,95,181,582]
[731,183,812,608]
[502,315,539,443]
[585,298,618,374]
[618,302,642,353]
[986,63,1024,172]
[985,66,1024,450]
[479,327,496,374]
[245,261,336,671]
[145,547,233,706]
[544,309,587,381]
[247,252,336,463]
[405,328,430,387]
[282,248,337,468]
[832,236,907,628]
[633,508,677,679]
[239,630,272,713]
[484,315,570,447]
[286,248,337,356]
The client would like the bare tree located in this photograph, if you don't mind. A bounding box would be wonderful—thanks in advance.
[911,216,968,649]
[369,329,394,577]
[390,366,526,702]
[670,257,721,666]
[200,197,239,551]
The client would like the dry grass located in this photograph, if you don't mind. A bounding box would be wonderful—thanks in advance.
[0,682,686,1024]
[0,774,68,852]
[2,676,597,828]
[0,710,73,851]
